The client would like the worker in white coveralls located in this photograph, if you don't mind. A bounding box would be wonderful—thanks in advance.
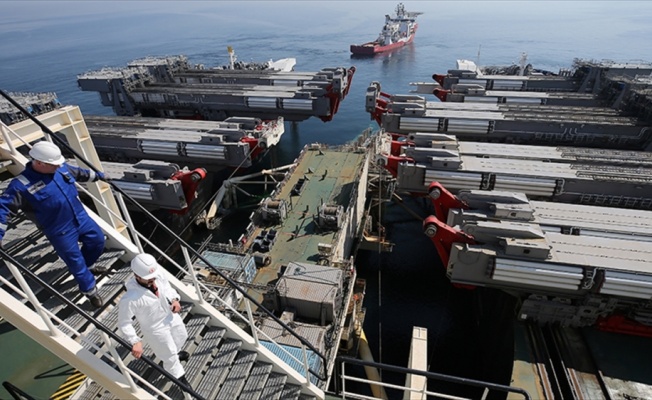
[118,253,191,387]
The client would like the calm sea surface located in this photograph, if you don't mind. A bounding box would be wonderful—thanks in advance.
[2,1,652,396]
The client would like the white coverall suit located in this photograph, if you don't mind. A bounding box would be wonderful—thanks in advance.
[118,271,188,378]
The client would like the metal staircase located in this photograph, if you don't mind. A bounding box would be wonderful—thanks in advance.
[0,95,323,399]
[1,213,321,399]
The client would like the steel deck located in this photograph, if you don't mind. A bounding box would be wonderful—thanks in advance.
[245,145,367,304]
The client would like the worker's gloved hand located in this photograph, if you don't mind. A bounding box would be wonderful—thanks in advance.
[97,171,111,182]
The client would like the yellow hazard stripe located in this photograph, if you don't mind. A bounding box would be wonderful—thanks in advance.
[49,370,86,400]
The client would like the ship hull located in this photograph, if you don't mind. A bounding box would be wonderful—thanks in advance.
[350,25,418,55]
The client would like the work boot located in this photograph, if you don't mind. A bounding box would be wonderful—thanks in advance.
[178,351,190,362]
[90,266,109,276]
[88,293,103,308]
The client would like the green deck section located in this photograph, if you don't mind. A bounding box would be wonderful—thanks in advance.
[247,146,366,304]
[0,320,72,399]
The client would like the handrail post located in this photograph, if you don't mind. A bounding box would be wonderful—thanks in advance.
[340,360,346,399]
[301,344,311,384]
[181,246,205,304]
[420,376,428,400]
[0,120,36,154]
[4,260,59,337]
[244,299,259,346]
[116,193,143,253]
[0,123,18,155]
[99,331,139,393]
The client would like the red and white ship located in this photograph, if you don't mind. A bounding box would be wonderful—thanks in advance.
[350,3,423,55]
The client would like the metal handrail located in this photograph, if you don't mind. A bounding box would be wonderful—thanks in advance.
[0,89,328,381]
[0,248,206,400]
[336,356,532,400]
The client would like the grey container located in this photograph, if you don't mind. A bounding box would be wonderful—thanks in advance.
[276,262,343,324]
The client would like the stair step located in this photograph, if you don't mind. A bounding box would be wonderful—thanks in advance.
[4,227,53,268]
[165,325,227,399]
[0,216,56,286]
[75,339,155,400]
[97,389,116,400]
[42,249,127,316]
[61,304,118,345]
[33,258,73,291]
[183,314,210,344]
[82,306,129,357]
[196,338,242,398]
[259,372,288,400]
[90,248,128,276]
[215,350,257,399]
[185,325,227,383]
[179,301,193,317]
[280,383,302,399]
[238,361,274,400]
[2,214,47,259]
[75,381,103,400]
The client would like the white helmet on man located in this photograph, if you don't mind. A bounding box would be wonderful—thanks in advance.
[29,141,65,165]
[130,253,159,279]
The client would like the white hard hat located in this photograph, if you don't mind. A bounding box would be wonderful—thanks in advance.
[130,253,159,279]
[29,141,65,165]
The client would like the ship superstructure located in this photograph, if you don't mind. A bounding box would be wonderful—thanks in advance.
[77,55,355,122]
[350,3,423,55]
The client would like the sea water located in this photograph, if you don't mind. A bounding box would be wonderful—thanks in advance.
[1,1,651,397]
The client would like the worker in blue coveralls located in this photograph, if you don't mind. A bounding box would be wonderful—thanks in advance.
[0,141,109,308]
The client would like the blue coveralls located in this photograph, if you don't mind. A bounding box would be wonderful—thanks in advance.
[0,162,105,294]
